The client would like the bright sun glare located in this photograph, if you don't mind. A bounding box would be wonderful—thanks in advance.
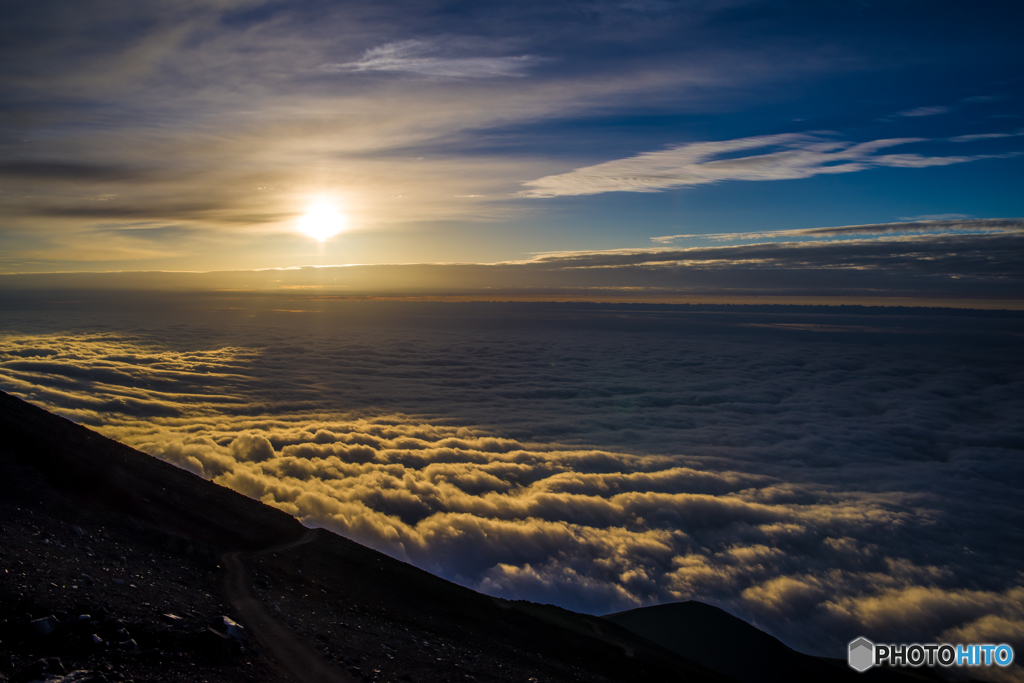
[298,200,347,241]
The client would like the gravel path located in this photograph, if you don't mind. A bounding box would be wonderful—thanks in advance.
[222,530,354,683]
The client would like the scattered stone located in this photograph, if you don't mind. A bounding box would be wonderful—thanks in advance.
[62,672,107,683]
[159,613,183,624]
[212,616,246,642]
[11,657,64,683]
[138,649,170,665]
[61,615,90,630]
[29,616,58,637]
[194,627,242,657]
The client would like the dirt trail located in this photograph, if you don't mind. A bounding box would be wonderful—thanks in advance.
[222,529,354,683]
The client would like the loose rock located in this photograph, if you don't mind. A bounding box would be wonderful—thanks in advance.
[29,616,59,637]
[11,658,65,683]
[212,616,246,642]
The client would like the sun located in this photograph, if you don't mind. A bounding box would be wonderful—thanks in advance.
[298,200,347,241]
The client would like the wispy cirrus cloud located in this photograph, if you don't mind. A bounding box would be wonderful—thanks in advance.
[896,214,973,221]
[322,39,545,79]
[517,133,1015,198]
[650,217,1024,244]
[949,129,1024,143]
[895,105,950,118]
[877,95,1012,123]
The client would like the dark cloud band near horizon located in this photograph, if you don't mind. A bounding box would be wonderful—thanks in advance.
[2,225,1023,308]
[1,303,1022,679]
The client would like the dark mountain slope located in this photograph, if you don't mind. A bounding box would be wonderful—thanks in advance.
[605,601,948,683]
[0,391,728,683]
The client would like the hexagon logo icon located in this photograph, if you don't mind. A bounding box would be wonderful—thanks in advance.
[848,637,875,672]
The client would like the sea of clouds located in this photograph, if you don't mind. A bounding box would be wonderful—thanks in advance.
[1,302,1021,677]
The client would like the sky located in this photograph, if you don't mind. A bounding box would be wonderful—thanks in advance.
[1,0,1023,306]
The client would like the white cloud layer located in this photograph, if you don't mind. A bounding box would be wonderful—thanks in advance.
[518,134,1018,197]
[1,304,1022,678]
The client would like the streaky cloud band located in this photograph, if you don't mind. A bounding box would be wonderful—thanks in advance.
[650,218,1024,244]
[518,134,1023,198]
[322,38,545,79]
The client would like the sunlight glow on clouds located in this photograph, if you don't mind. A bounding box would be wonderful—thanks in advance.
[1,305,1021,669]
[2,225,1021,307]
[0,1,1022,272]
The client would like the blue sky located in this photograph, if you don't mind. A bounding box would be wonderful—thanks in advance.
[1,0,1022,298]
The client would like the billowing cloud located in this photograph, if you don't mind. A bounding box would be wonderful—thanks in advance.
[322,39,545,78]
[517,134,1019,198]
[1,303,1022,677]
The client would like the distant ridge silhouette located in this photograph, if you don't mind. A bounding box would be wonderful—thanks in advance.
[605,601,944,683]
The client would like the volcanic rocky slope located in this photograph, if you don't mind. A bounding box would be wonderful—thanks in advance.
[0,391,729,683]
